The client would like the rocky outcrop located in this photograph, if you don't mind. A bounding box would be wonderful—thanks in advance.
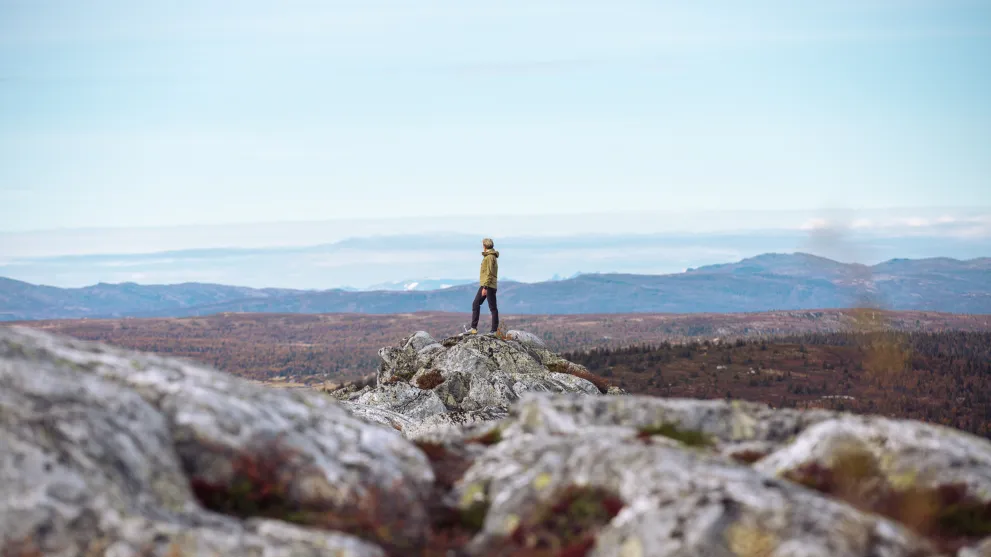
[445,393,991,556]
[4,326,991,557]
[0,326,426,556]
[457,431,933,557]
[331,330,605,430]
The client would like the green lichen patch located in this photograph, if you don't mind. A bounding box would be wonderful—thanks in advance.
[725,521,778,557]
[636,423,713,448]
[460,499,491,533]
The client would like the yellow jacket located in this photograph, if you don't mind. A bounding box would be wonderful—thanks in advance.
[479,249,499,288]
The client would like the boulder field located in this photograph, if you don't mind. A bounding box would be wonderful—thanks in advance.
[2,326,990,556]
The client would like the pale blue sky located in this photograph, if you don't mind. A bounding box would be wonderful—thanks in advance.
[1,0,990,236]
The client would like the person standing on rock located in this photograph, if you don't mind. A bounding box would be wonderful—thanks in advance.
[469,238,499,335]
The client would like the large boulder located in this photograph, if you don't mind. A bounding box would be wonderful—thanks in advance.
[455,433,937,557]
[0,326,431,556]
[447,392,991,556]
[497,393,840,461]
[755,415,991,500]
[336,331,604,434]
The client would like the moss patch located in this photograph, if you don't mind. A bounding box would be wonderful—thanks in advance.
[414,441,474,491]
[467,426,504,446]
[637,423,713,448]
[190,448,299,520]
[729,450,768,465]
[189,439,422,554]
[546,360,611,394]
[497,485,625,557]
[414,369,445,390]
[460,499,491,532]
[413,442,491,555]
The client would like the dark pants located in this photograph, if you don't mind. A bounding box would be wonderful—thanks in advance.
[471,286,498,332]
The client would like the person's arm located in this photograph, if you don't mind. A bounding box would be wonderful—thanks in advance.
[480,255,494,292]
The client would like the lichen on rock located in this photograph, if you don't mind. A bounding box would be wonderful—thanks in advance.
[0,326,425,556]
[5,326,991,557]
[334,330,610,436]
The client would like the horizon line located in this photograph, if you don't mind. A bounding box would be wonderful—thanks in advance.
[4,251,989,291]
[3,205,990,235]
[3,233,990,263]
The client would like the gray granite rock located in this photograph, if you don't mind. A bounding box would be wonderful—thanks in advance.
[8,326,991,557]
[456,433,937,557]
[498,392,837,451]
[960,538,991,557]
[340,331,604,434]
[756,415,991,501]
[0,326,430,556]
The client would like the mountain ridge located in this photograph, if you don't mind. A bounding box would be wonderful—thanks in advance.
[2,253,989,321]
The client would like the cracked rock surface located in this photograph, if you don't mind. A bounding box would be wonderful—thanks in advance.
[332,330,603,434]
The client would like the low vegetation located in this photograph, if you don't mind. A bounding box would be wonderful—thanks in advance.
[730,449,769,464]
[1,538,44,557]
[414,369,445,390]
[16,309,987,382]
[413,441,489,555]
[188,440,399,547]
[783,444,991,553]
[466,426,504,446]
[496,486,625,557]
[565,331,991,438]
[637,423,713,447]
[189,439,305,522]
[546,360,611,394]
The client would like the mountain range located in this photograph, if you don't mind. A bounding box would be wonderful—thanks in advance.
[363,278,478,292]
[2,253,989,321]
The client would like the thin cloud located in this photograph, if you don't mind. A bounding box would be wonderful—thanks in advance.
[796,212,991,240]
[445,58,615,77]
[799,218,831,231]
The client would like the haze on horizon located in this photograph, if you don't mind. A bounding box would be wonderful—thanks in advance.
[1,1,989,286]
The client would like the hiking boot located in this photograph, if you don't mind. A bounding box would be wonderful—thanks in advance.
[469,328,478,335]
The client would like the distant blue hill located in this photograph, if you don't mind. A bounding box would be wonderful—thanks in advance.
[364,278,477,292]
[1,253,989,321]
